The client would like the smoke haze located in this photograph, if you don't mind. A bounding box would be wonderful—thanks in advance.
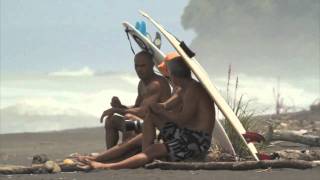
[181,0,319,79]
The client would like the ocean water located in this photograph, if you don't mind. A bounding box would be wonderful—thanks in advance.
[0,70,138,134]
[0,68,318,134]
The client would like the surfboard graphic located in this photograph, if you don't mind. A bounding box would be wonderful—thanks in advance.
[122,21,236,157]
[139,10,260,161]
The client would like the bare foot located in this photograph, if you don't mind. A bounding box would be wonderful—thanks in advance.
[76,164,92,171]
[77,155,95,163]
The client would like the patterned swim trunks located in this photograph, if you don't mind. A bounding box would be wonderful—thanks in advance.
[159,122,211,161]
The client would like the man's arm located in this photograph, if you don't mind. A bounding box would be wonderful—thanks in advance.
[112,95,142,109]
[151,84,198,126]
[100,82,148,123]
[161,86,182,110]
[110,96,129,109]
[111,81,144,109]
[104,81,163,118]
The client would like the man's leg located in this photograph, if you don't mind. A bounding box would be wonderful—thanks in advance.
[122,131,136,142]
[142,111,167,151]
[142,112,156,151]
[89,143,168,170]
[94,133,143,162]
[104,115,126,149]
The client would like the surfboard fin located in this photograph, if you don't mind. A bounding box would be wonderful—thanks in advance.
[257,152,280,160]
[257,153,272,160]
[243,132,265,143]
[153,32,161,49]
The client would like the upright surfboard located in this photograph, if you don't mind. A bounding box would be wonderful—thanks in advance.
[139,10,260,161]
[122,21,236,157]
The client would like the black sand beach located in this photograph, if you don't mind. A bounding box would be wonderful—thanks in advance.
[1,127,319,180]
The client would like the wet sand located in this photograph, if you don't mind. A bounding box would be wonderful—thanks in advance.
[1,127,319,180]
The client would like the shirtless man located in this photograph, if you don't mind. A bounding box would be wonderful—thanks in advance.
[84,56,216,169]
[101,51,171,149]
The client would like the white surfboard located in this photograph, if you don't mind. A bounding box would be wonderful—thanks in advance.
[123,22,165,67]
[139,10,260,161]
[122,21,236,157]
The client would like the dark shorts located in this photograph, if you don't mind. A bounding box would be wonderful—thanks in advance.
[124,120,143,133]
[159,122,211,161]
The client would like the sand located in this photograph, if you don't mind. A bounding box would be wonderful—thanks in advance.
[1,127,319,180]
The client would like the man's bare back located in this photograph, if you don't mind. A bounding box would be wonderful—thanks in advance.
[149,79,215,134]
[175,80,215,134]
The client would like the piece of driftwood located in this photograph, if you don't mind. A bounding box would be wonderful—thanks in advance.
[0,162,87,175]
[144,160,318,170]
[1,160,319,174]
[275,149,320,161]
[265,126,320,147]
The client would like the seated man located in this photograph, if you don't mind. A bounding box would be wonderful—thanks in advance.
[84,56,216,169]
[101,51,171,149]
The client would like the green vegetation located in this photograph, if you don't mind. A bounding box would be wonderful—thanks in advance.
[222,65,264,158]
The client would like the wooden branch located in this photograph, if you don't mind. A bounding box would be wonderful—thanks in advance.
[265,126,320,147]
[145,160,317,170]
[0,162,87,175]
[1,159,319,174]
[275,149,320,161]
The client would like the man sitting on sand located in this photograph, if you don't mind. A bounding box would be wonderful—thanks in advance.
[101,51,171,149]
[82,56,216,169]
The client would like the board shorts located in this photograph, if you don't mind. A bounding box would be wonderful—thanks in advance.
[124,119,143,133]
[158,122,211,161]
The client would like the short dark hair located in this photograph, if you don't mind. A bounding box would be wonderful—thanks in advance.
[167,57,191,78]
[135,51,154,66]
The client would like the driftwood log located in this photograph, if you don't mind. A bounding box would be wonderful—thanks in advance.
[0,162,87,175]
[1,160,319,174]
[144,160,319,170]
[275,149,320,161]
[265,126,320,147]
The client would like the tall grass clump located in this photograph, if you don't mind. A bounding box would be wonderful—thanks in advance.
[222,65,260,158]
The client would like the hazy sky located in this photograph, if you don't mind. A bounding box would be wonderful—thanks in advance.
[1,0,193,74]
[181,0,320,80]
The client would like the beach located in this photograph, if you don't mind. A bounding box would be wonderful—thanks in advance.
[1,127,319,180]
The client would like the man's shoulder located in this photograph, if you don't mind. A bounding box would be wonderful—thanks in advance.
[145,78,162,92]
[189,80,202,89]
[151,75,169,86]
[188,80,206,94]
[146,76,170,92]
[154,74,168,82]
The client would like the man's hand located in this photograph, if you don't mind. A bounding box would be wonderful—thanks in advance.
[110,96,122,108]
[173,86,182,94]
[149,103,166,115]
[100,108,114,123]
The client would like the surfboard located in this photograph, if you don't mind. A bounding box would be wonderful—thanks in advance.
[122,21,236,157]
[123,21,165,68]
[139,10,260,161]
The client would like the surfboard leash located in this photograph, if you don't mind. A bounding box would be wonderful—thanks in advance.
[125,28,136,55]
